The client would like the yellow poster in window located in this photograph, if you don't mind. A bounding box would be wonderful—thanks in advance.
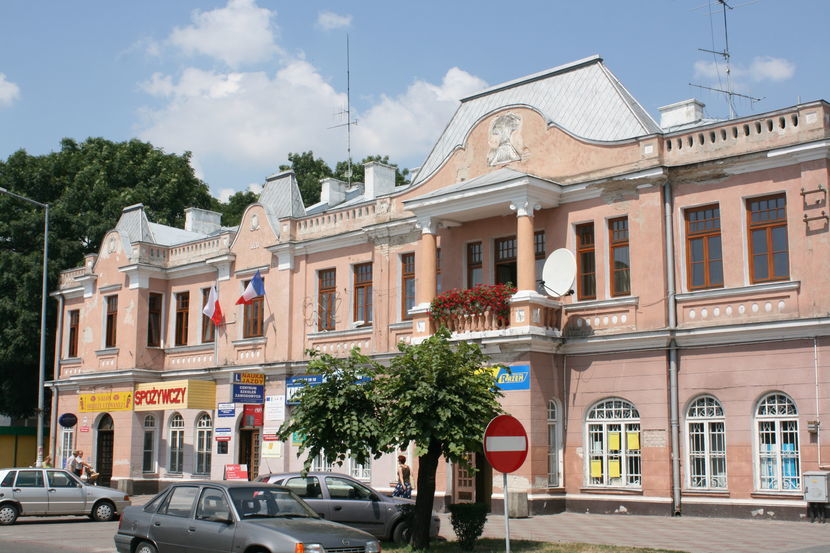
[627,431,640,450]
[609,459,621,478]
[590,459,603,478]
[608,432,621,451]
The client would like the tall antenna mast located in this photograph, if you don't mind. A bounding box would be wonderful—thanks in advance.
[690,0,761,118]
[329,34,358,186]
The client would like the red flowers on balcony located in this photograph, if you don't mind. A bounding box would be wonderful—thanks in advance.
[430,284,517,330]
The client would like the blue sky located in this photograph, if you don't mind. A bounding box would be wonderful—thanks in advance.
[1,0,827,201]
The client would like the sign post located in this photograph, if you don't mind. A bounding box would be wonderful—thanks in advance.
[483,415,528,553]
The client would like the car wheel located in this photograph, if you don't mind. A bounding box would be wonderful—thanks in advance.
[392,521,412,544]
[135,541,158,553]
[90,500,115,522]
[0,504,18,525]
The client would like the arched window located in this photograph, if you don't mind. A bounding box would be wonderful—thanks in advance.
[169,413,184,473]
[586,398,640,487]
[142,415,156,473]
[686,396,726,489]
[547,400,560,487]
[195,413,212,475]
[756,393,800,491]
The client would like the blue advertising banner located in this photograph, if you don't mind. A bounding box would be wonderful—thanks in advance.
[286,375,323,405]
[495,364,531,391]
[217,402,235,417]
[232,383,264,403]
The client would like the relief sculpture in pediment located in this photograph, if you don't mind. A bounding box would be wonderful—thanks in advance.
[487,113,522,166]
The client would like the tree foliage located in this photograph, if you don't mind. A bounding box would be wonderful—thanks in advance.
[211,190,259,227]
[278,328,503,550]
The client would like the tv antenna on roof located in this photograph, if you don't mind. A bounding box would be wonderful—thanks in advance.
[329,34,358,186]
[689,0,762,118]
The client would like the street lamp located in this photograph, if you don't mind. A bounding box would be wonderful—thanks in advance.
[0,186,49,468]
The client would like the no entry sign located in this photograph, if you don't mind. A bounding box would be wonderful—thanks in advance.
[483,414,528,473]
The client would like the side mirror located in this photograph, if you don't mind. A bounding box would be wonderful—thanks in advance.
[209,514,234,524]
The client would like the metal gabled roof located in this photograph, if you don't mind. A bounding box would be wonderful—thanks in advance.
[258,170,306,237]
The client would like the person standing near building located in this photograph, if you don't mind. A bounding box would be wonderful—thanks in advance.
[393,455,412,499]
[65,450,77,470]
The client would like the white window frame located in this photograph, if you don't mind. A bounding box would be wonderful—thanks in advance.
[547,399,561,487]
[169,413,185,474]
[586,398,641,488]
[142,414,156,473]
[755,392,801,492]
[58,428,74,469]
[685,395,727,489]
[311,450,371,481]
[195,413,212,476]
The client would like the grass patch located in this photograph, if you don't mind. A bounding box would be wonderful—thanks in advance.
[382,539,689,553]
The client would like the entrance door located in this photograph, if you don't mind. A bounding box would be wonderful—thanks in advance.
[238,429,260,481]
[96,414,114,486]
[453,453,476,503]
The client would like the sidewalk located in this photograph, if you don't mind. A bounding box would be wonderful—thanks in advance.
[436,511,830,553]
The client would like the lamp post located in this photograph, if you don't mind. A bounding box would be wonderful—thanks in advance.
[0,187,49,468]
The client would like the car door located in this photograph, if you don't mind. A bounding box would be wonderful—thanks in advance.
[46,470,86,514]
[281,476,330,520]
[187,487,236,553]
[323,476,384,537]
[12,469,48,515]
[149,485,199,553]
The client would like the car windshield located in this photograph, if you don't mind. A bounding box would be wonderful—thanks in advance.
[229,486,319,520]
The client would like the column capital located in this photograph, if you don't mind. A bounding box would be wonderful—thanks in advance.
[415,216,438,235]
[509,197,541,217]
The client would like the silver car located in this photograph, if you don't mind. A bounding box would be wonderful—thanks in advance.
[256,472,440,543]
[0,467,131,524]
[115,481,381,553]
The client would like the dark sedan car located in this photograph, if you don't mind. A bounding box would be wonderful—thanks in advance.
[256,472,440,543]
[115,481,380,553]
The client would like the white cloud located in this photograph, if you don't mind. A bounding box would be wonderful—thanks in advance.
[218,182,261,203]
[317,11,352,30]
[694,56,795,84]
[169,0,280,67]
[0,73,21,107]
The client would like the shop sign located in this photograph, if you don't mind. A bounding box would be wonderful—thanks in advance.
[242,404,264,427]
[264,395,285,421]
[134,380,216,411]
[233,372,265,386]
[286,375,323,405]
[58,413,77,428]
[224,464,248,480]
[232,383,264,404]
[217,403,235,417]
[483,364,531,391]
[79,426,90,432]
[262,441,283,458]
[215,427,232,441]
[78,392,133,412]
[262,426,279,441]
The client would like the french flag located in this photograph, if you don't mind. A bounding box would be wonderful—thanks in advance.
[202,285,223,325]
[236,270,265,305]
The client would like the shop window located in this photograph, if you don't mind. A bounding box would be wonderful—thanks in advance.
[747,194,789,283]
[67,309,79,357]
[586,398,641,487]
[609,218,630,296]
[467,242,482,288]
[755,393,800,491]
[201,288,215,343]
[242,279,264,338]
[685,205,723,290]
[169,413,185,474]
[353,263,373,325]
[401,253,415,320]
[576,223,596,300]
[494,236,517,285]
[143,415,156,473]
[195,413,212,475]
[105,295,118,348]
[147,293,162,347]
[686,396,727,489]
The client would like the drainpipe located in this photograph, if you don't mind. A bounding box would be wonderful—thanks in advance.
[815,337,821,467]
[50,293,65,460]
[664,180,681,515]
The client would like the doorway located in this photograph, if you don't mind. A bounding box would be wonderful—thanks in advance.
[96,414,114,486]
[238,428,260,481]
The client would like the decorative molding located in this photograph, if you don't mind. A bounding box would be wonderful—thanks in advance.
[307,326,373,340]
[676,281,800,302]
[163,343,215,354]
[563,296,639,312]
[205,254,235,281]
[509,197,541,217]
[231,337,267,347]
[234,265,270,278]
[388,321,414,330]
[415,216,437,235]
[94,347,119,357]
[98,284,122,293]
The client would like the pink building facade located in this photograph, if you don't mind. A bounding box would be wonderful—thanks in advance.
[50,56,830,520]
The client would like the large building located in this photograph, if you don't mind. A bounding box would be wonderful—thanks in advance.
[49,55,830,520]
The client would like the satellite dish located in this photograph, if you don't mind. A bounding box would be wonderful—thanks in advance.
[541,248,576,297]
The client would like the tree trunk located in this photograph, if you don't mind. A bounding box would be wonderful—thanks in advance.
[411,437,442,550]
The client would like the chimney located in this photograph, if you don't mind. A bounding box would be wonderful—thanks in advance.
[658,99,705,129]
[364,161,396,200]
[184,207,222,234]
[320,177,347,207]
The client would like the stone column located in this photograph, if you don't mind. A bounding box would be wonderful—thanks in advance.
[511,199,538,292]
[415,217,438,306]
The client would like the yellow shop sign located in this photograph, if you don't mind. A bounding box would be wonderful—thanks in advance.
[134,380,216,411]
[78,392,133,412]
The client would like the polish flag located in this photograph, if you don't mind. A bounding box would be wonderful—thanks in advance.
[236,270,265,305]
[202,285,223,325]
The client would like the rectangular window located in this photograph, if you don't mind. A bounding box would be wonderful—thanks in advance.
[174,292,190,346]
[494,236,517,285]
[147,293,162,347]
[576,223,596,300]
[436,248,442,294]
[142,416,156,473]
[201,289,215,343]
[318,269,336,331]
[609,218,630,297]
[353,263,373,325]
[401,253,415,320]
[169,429,184,474]
[67,310,79,357]
[105,295,118,348]
[242,280,264,338]
[535,231,546,294]
[686,205,723,290]
[747,194,789,283]
[467,242,482,288]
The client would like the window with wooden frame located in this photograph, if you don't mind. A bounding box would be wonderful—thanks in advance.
[105,295,118,348]
[494,236,517,285]
[353,263,373,325]
[576,223,596,300]
[401,253,415,320]
[318,269,336,331]
[535,231,546,294]
[242,279,264,338]
[467,242,483,288]
[174,292,190,346]
[67,310,79,357]
[685,205,723,290]
[436,248,442,294]
[609,217,630,297]
[201,288,215,343]
[747,194,789,283]
[147,293,162,347]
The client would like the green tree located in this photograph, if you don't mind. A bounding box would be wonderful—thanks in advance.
[334,155,410,186]
[278,328,503,550]
[278,151,333,206]
[211,190,259,227]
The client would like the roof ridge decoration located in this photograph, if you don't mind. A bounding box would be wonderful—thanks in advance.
[412,56,662,185]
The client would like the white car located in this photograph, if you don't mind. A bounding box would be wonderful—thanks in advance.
[0,467,131,524]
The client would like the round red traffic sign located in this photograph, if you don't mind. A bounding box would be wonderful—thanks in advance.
[483,414,528,473]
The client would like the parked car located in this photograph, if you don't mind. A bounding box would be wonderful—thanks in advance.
[115,480,381,553]
[256,472,440,543]
[0,467,131,525]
